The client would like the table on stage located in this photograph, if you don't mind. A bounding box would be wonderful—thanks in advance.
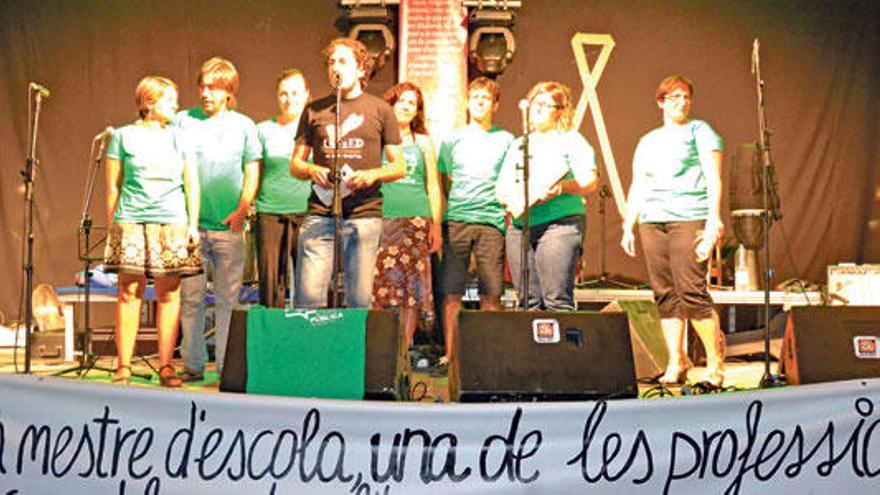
[575,288,822,309]
[575,288,824,345]
[55,285,259,363]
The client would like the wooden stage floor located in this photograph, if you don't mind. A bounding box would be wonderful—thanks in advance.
[0,345,780,401]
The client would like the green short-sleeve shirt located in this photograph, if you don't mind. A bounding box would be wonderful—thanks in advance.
[255,118,311,215]
[438,124,513,232]
[107,124,188,224]
[634,119,723,223]
[173,107,262,231]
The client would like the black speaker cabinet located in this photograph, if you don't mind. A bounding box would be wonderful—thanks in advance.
[220,309,405,400]
[783,306,880,385]
[90,326,158,356]
[451,311,638,402]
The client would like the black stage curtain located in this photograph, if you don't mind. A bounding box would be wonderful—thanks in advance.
[1,0,878,319]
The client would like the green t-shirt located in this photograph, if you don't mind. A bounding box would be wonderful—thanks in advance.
[633,119,723,223]
[438,124,513,232]
[500,130,597,228]
[173,107,262,231]
[107,124,189,224]
[381,142,431,218]
[255,118,311,215]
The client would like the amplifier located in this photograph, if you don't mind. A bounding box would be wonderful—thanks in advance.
[90,327,159,356]
[828,264,880,306]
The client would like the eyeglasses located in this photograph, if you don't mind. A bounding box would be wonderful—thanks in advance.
[532,101,562,110]
[664,92,691,102]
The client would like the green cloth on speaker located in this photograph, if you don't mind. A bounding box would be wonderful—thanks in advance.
[245,306,368,399]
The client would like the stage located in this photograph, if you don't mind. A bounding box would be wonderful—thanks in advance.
[4,300,880,493]
[1,362,878,493]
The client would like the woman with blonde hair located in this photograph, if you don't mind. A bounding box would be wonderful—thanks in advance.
[496,81,598,310]
[104,76,201,386]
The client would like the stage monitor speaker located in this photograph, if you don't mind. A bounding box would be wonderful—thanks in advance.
[782,306,880,385]
[220,309,405,400]
[613,300,666,381]
[91,326,158,356]
[451,311,638,402]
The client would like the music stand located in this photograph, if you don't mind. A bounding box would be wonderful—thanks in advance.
[579,164,636,289]
[55,132,152,380]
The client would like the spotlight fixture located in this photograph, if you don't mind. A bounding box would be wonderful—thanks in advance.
[339,1,397,77]
[466,1,521,76]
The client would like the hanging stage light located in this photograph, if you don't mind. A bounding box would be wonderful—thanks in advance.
[339,1,397,78]
[466,1,520,77]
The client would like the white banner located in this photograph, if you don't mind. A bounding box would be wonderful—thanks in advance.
[1,374,879,494]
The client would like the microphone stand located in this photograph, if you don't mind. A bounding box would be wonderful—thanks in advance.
[56,132,150,379]
[518,103,531,310]
[753,39,783,388]
[330,79,345,308]
[580,165,635,289]
[20,86,46,374]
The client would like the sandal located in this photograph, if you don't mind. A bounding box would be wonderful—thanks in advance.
[159,365,183,388]
[112,365,132,385]
[702,365,725,388]
[658,362,690,385]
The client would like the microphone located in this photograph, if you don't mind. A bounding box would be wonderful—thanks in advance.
[93,126,114,141]
[29,81,50,98]
[751,39,760,75]
[332,72,342,91]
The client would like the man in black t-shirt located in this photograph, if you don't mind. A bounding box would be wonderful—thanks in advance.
[290,38,403,308]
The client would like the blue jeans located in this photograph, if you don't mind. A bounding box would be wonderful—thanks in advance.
[505,216,584,311]
[295,215,383,309]
[180,229,244,377]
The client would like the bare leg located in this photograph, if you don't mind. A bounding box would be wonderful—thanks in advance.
[479,295,499,311]
[401,307,419,349]
[659,317,688,383]
[442,295,462,364]
[153,276,182,371]
[115,273,146,381]
[691,309,726,385]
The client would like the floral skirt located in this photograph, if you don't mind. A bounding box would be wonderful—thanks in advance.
[104,222,202,278]
[371,217,434,318]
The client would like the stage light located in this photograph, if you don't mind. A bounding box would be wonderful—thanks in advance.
[467,3,519,76]
[339,2,397,78]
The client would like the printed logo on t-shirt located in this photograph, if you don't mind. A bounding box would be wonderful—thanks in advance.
[323,113,365,151]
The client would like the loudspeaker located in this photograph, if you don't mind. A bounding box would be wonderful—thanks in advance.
[611,300,666,380]
[220,309,405,400]
[783,306,880,385]
[90,327,158,356]
[32,329,66,359]
[451,311,638,401]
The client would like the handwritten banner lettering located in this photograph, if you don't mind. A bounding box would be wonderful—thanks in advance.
[1,375,879,493]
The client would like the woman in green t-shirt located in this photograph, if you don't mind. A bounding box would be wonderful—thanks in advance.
[104,76,201,387]
[496,81,598,311]
[254,69,311,308]
[371,82,443,347]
